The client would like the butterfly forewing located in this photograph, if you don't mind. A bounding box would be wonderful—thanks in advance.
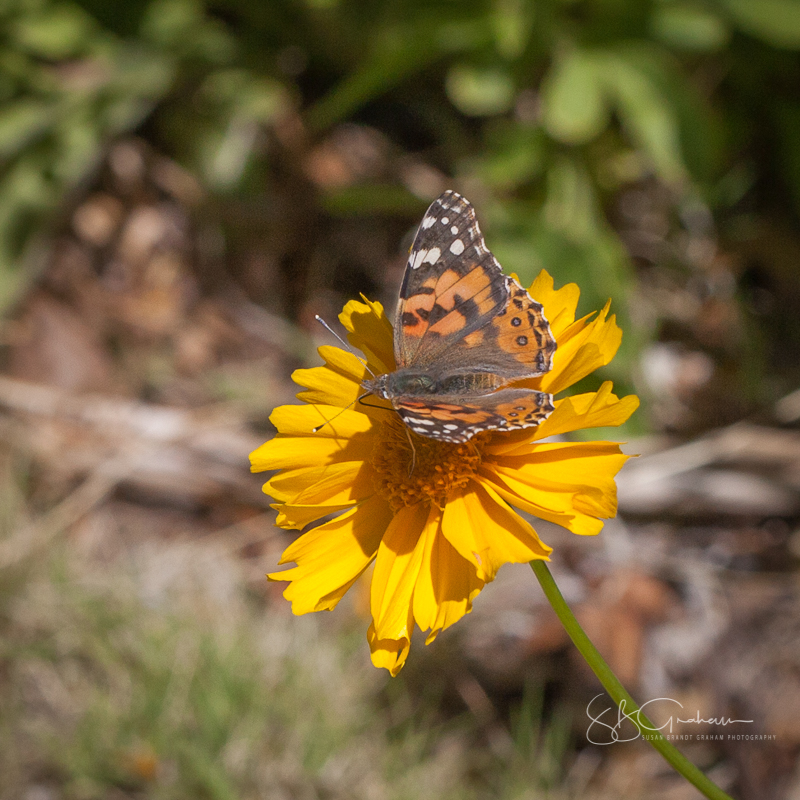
[487,277,556,376]
[395,191,509,368]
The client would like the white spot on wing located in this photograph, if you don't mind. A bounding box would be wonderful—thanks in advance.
[411,249,428,269]
[423,247,441,265]
[451,225,458,235]
[441,216,449,225]
[449,239,465,255]
[421,215,436,229]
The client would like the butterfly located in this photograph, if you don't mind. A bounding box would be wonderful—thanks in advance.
[362,190,557,443]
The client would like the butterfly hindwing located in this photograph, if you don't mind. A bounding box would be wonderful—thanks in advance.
[394,388,554,443]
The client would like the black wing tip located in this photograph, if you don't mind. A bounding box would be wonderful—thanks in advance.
[426,189,471,215]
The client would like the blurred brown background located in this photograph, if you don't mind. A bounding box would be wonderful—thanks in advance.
[2,1,800,798]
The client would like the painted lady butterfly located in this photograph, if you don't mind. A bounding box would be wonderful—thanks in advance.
[362,190,557,443]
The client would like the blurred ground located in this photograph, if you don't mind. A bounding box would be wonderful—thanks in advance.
[0,130,799,800]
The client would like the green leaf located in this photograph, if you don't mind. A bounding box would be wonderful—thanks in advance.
[600,50,687,185]
[541,49,608,145]
[613,43,722,182]
[491,0,535,60]
[12,3,97,59]
[307,32,441,132]
[651,3,730,51]
[477,123,546,189]
[140,0,234,62]
[140,0,204,45]
[723,0,800,49]
[53,110,101,183]
[0,100,52,158]
[543,155,602,239]
[445,64,515,117]
[202,71,286,124]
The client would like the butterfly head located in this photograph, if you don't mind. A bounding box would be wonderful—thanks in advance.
[363,370,436,398]
[359,373,385,399]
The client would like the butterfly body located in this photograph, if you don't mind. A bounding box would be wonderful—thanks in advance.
[363,190,557,443]
[365,368,505,399]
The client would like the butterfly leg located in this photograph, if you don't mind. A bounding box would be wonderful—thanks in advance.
[403,425,417,476]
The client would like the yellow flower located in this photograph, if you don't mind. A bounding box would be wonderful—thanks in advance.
[251,270,638,675]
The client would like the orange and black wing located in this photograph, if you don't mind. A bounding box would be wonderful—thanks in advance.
[394,388,554,443]
[394,191,509,368]
[395,191,555,380]
[483,276,556,377]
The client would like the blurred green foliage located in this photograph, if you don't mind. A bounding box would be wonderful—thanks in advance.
[2,0,800,393]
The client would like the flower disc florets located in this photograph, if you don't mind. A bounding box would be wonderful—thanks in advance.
[372,417,489,510]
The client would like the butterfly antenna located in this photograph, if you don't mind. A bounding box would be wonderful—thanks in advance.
[315,315,376,378]
[312,392,375,433]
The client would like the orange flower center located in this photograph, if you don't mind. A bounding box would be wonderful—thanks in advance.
[371,416,488,510]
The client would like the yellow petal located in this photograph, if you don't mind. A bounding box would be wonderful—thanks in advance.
[340,297,395,374]
[528,270,581,338]
[264,461,372,503]
[293,346,387,410]
[271,402,376,437]
[275,502,357,530]
[481,465,606,536]
[481,465,576,515]
[536,304,622,395]
[251,406,376,473]
[486,383,639,451]
[480,441,632,535]
[270,460,377,528]
[319,345,370,382]
[492,441,630,518]
[250,434,370,472]
[441,481,551,583]
[534,383,638,440]
[266,460,370,504]
[264,466,313,503]
[268,494,391,614]
[370,503,430,642]
[540,343,603,395]
[367,620,411,676]
[412,512,484,643]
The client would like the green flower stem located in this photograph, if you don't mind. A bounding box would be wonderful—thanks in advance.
[530,560,734,800]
